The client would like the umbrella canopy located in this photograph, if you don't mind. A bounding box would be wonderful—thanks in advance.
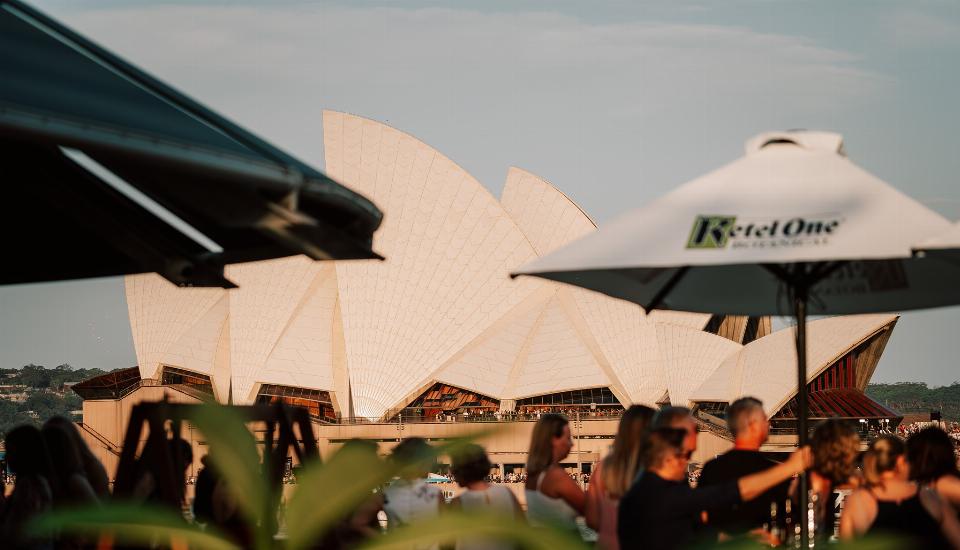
[513,129,960,545]
[915,221,960,260]
[0,0,382,288]
[513,130,960,315]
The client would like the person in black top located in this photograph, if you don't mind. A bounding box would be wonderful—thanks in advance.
[618,427,809,550]
[699,397,789,540]
[840,435,960,548]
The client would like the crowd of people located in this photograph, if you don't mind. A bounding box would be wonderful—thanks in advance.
[6,404,960,549]
[400,406,626,424]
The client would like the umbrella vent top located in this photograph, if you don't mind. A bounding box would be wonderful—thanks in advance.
[745,130,845,157]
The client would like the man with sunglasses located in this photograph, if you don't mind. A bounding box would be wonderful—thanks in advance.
[617,427,809,550]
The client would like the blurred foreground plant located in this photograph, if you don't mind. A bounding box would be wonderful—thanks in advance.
[31,403,588,550]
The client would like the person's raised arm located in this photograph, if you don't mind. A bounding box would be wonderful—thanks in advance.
[737,448,810,502]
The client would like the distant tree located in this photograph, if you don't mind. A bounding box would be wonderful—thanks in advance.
[0,399,19,436]
[18,364,50,388]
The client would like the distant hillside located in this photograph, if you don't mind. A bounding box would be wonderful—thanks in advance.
[0,364,122,437]
[867,382,960,422]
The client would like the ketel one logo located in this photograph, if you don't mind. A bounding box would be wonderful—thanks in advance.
[686,216,736,249]
[686,215,841,249]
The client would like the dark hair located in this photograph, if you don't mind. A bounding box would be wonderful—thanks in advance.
[526,413,569,477]
[44,416,110,496]
[863,436,905,487]
[652,407,691,429]
[907,427,960,484]
[451,443,492,486]
[41,422,85,502]
[727,397,764,437]
[811,419,860,485]
[641,427,687,469]
[391,437,434,478]
[5,424,54,478]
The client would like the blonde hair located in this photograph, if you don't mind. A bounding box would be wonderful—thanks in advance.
[601,405,655,499]
[526,413,568,478]
[863,436,905,487]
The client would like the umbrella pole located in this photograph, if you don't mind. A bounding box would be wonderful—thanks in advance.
[794,285,810,547]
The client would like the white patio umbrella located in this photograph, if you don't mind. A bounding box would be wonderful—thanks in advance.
[914,221,960,263]
[512,130,960,544]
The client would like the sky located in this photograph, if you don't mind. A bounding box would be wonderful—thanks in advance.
[2,0,960,385]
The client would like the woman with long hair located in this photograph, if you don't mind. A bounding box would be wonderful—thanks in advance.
[40,422,100,509]
[524,413,584,534]
[43,416,110,498]
[840,436,960,548]
[585,405,654,550]
[907,426,960,510]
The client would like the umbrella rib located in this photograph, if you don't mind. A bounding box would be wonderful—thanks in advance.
[644,266,689,311]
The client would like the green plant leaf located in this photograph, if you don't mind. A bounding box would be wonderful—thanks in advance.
[284,435,486,550]
[357,511,588,550]
[29,503,240,550]
[184,403,272,549]
[183,405,265,516]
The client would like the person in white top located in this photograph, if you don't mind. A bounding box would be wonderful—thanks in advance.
[523,413,585,534]
[384,438,443,534]
[451,443,523,550]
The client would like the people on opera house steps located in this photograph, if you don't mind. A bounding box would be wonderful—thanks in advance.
[524,413,585,533]
[907,426,960,511]
[585,405,655,550]
[839,435,960,548]
[617,427,810,550]
[384,438,443,532]
[450,443,524,550]
[698,397,789,541]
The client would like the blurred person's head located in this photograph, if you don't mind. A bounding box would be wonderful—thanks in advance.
[603,405,655,498]
[811,419,860,485]
[526,413,571,477]
[41,422,85,501]
[863,436,908,487]
[653,406,697,455]
[43,416,109,496]
[390,437,434,480]
[451,443,492,487]
[727,397,769,449]
[907,427,960,484]
[642,427,691,482]
[5,424,53,479]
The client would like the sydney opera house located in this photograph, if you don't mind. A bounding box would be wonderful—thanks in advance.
[76,112,902,474]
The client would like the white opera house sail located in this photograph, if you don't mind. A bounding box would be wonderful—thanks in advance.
[108,112,899,426]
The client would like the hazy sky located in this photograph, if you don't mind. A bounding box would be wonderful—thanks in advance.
[3,0,960,385]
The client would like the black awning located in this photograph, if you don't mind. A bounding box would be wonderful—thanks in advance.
[0,1,382,287]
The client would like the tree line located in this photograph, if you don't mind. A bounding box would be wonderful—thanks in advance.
[866,381,960,421]
[0,364,115,437]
